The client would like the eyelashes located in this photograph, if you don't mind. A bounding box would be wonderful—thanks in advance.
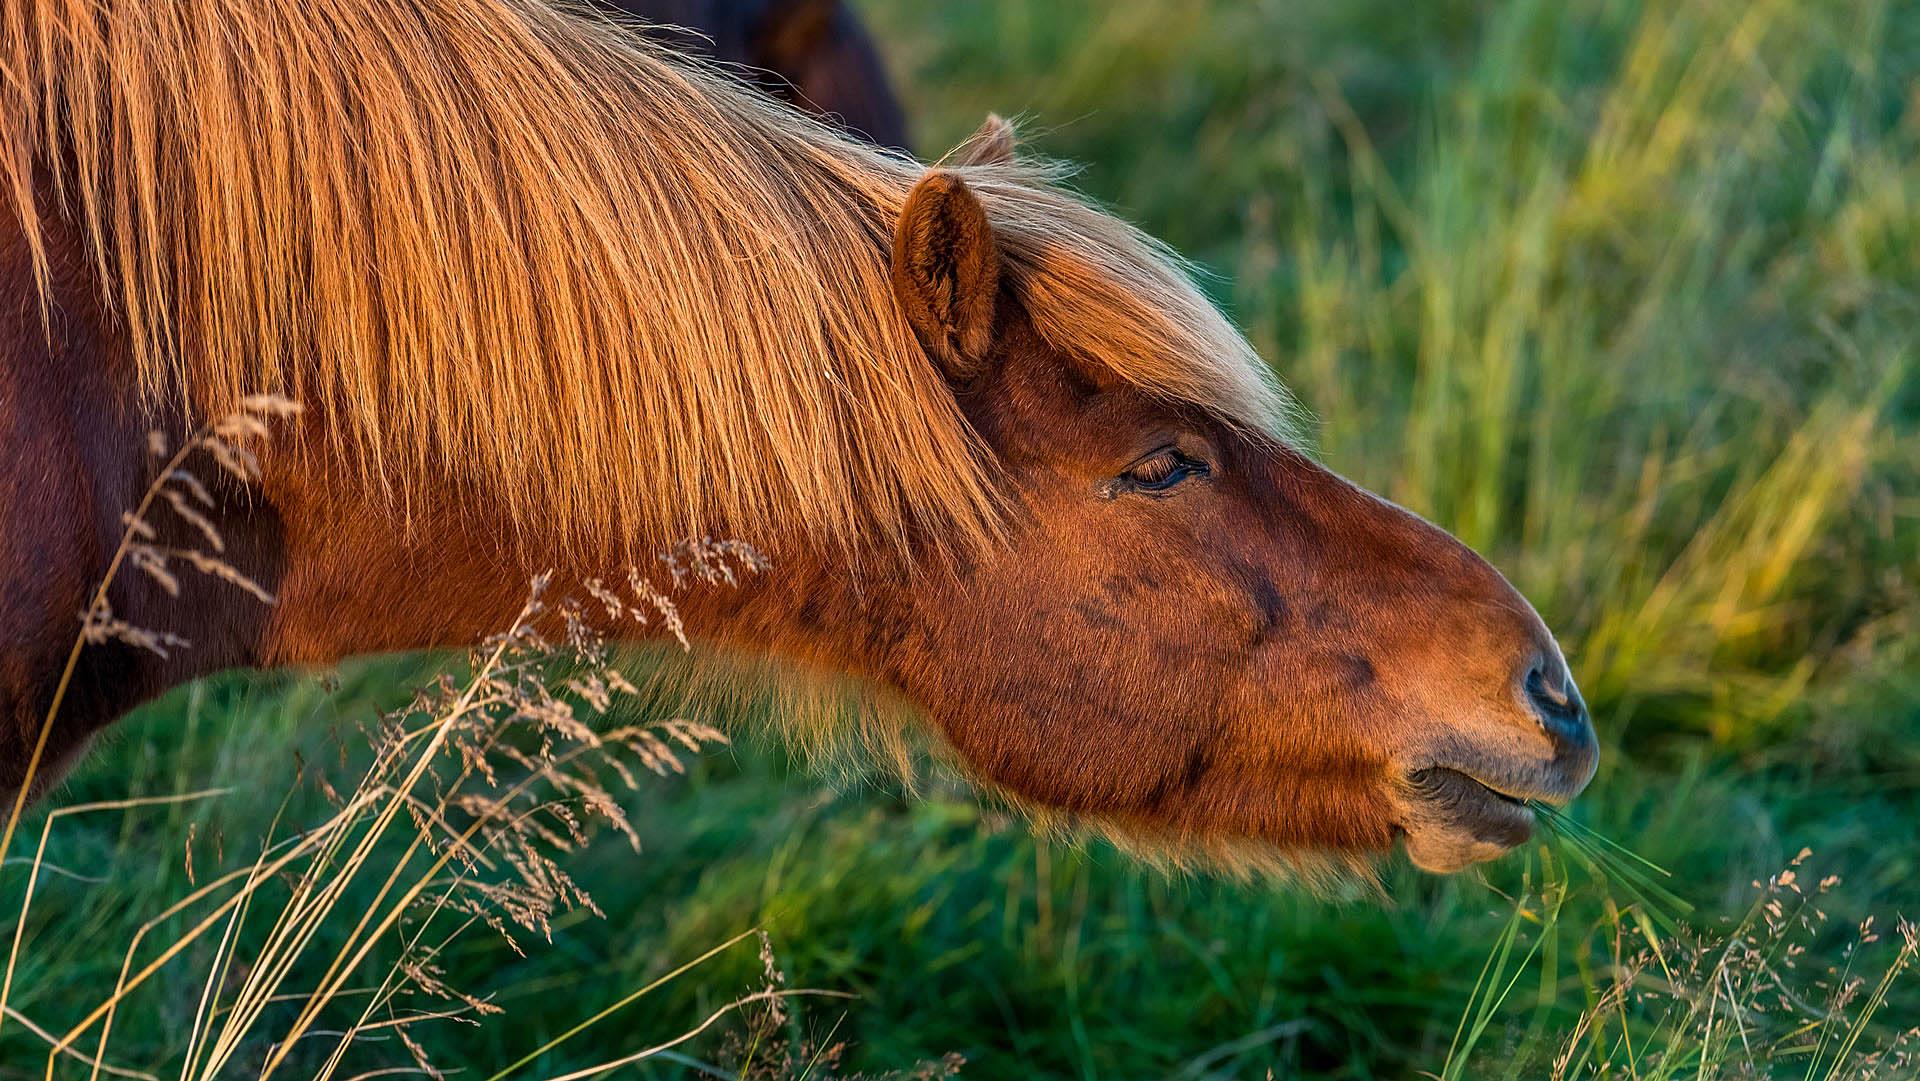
[1119,447,1209,493]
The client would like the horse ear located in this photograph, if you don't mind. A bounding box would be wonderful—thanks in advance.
[951,113,1017,167]
[892,170,999,381]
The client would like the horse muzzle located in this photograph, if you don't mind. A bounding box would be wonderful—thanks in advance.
[1392,652,1598,873]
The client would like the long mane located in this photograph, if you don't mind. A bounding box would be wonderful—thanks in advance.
[1,0,1297,559]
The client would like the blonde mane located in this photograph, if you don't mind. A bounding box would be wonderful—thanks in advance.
[2,0,1297,559]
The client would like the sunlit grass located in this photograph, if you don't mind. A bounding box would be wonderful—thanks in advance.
[1442,841,1918,1080]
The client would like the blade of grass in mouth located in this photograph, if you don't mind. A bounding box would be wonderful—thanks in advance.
[1529,800,1694,929]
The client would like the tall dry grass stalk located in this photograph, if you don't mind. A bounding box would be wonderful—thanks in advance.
[1,547,802,1076]
[1441,846,1920,1080]
[0,403,889,1075]
[0,395,301,928]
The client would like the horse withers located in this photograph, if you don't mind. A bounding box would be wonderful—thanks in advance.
[0,0,1594,880]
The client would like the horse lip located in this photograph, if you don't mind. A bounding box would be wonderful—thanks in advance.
[1406,767,1538,828]
[1396,766,1539,871]
[1392,720,1594,873]
[1408,766,1533,808]
[1407,757,1587,808]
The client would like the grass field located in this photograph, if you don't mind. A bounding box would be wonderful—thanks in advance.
[5,0,1920,1076]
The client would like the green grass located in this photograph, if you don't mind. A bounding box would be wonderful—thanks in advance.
[6,0,1920,1076]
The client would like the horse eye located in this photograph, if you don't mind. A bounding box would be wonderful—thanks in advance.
[1121,449,1208,493]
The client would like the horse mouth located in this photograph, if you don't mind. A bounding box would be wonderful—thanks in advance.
[1396,766,1539,873]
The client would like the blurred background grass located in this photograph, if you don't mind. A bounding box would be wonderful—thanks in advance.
[5,0,1918,1076]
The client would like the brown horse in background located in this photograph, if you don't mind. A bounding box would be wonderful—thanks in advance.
[600,0,908,149]
[0,0,1594,879]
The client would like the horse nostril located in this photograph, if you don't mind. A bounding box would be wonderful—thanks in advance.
[1522,658,1593,752]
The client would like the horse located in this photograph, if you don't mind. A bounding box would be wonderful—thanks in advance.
[598,0,907,149]
[0,0,1596,880]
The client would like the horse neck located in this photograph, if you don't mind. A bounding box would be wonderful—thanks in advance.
[251,467,906,689]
